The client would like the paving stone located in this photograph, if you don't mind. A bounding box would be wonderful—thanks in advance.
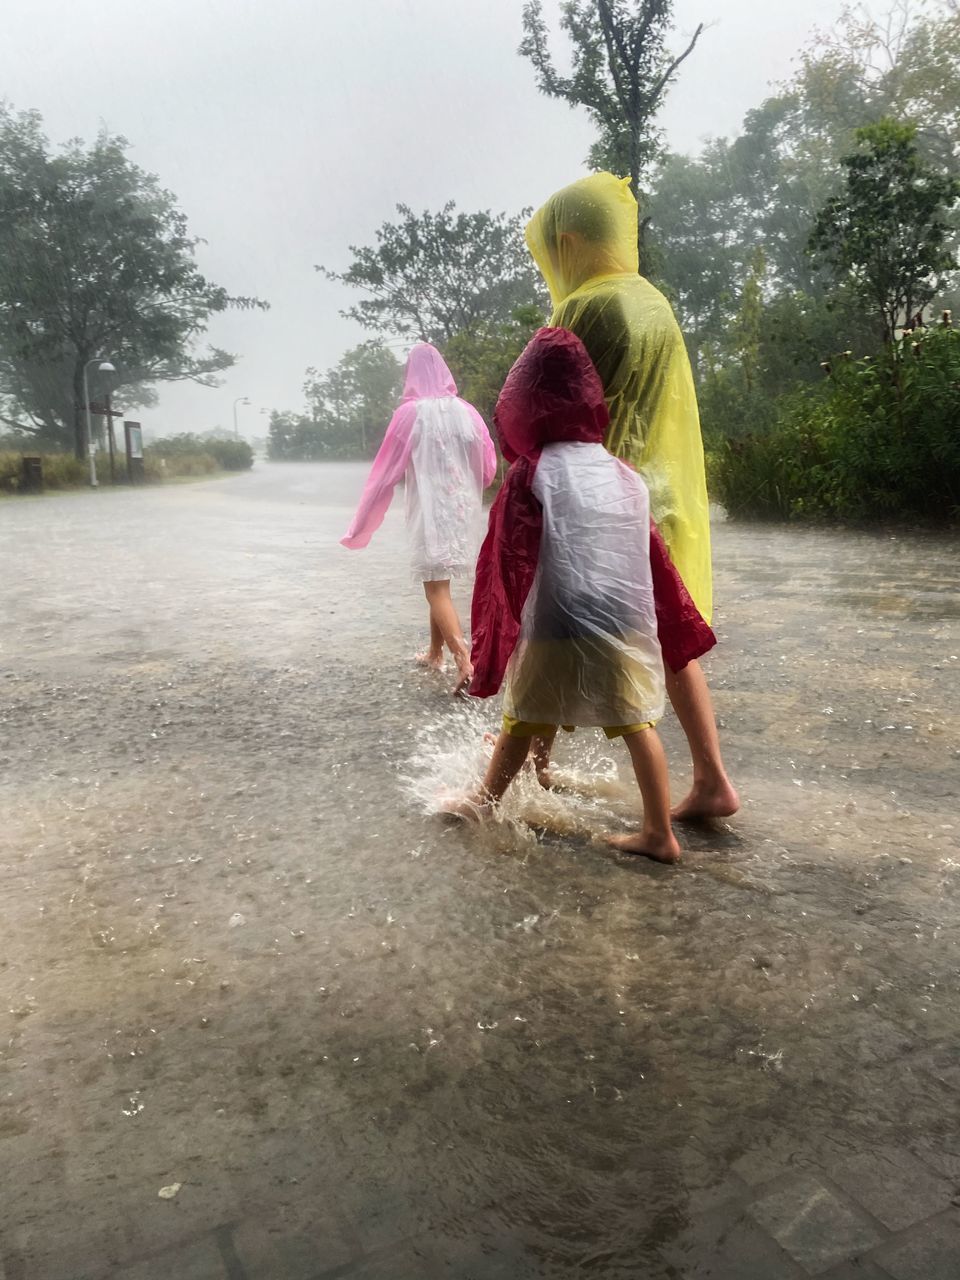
[869,1210,960,1280]
[748,1174,884,1275]
[829,1147,953,1232]
[818,1261,889,1279]
[834,1017,916,1067]
[915,1046,960,1094]
[660,1205,807,1279]
[111,1235,227,1279]
[231,1219,355,1278]
[911,1142,960,1183]
[338,1238,439,1279]
[732,1136,803,1187]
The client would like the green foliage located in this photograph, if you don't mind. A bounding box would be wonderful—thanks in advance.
[0,104,267,459]
[143,447,218,481]
[0,450,86,493]
[269,342,402,461]
[809,119,960,341]
[709,325,960,521]
[318,205,544,345]
[443,304,546,429]
[519,1,704,266]
[147,432,254,471]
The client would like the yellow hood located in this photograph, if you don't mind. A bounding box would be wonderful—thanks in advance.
[525,172,639,309]
[525,172,713,622]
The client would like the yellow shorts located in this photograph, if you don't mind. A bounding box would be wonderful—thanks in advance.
[502,715,656,740]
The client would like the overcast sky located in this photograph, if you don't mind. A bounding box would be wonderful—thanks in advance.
[3,0,856,438]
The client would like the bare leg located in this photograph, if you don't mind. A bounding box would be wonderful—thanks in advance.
[441,731,531,819]
[422,580,472,691]
[416,611,445,670]
[530,730,557,788]
[665,661,739,821]
[604,728,681,863]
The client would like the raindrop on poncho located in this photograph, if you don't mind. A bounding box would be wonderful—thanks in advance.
[341,344,496,582]
[526,173,713,621]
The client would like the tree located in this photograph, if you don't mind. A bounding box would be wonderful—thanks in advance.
[809,119,960,341]
[519,1,703,262]
[269,342,402,461]
[443,303,546,427]
[318,204,545,346]
[0,105,266,457]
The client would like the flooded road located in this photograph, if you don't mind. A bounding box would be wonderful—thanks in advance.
[1,463,959,1279]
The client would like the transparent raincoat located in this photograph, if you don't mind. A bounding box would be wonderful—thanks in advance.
[526,173,713,622]
[470,328,714,727]
[341,344,496,582]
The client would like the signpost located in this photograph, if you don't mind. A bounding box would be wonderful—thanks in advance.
[124,421,144,483]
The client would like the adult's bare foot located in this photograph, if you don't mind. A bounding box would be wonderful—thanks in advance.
[415,650,445,672]
[671,778,740,823]
[604,830,681,864]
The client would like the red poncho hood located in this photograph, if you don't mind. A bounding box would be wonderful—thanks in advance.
[469,327,716,699]
[495,327,609,463]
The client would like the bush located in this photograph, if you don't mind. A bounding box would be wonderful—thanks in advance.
[0,450,87,493]
[142,448,218,480]
[205,438,254,470]
[147,433,254,471]
[708,326,960,521]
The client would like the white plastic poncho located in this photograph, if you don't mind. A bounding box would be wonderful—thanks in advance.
[503,440,665,729]
[341,344,496,582]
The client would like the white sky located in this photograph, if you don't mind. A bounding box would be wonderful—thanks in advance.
[2,0,854,437]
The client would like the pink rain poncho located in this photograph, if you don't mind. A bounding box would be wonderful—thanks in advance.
[341,344,496,582]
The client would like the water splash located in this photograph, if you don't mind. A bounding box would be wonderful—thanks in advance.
[402,701,642,845]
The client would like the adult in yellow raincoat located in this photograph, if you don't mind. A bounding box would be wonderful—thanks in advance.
[525,172,738,820]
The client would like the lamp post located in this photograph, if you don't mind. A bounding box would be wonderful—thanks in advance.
[232,396,250,439]
[84,359,116,487]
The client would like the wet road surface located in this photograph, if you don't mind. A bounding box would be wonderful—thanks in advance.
[1,463,959,1279]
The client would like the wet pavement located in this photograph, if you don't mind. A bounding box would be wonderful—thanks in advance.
[1,462,959,1280]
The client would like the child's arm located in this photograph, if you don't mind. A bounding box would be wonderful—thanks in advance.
[340,403,417,549]
[470,407,498,488]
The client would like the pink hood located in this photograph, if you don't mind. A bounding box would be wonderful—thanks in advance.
[402,343,458,401]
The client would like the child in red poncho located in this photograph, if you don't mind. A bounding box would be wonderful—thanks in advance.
[446,328,715,864]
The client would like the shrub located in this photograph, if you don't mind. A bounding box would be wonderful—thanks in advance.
[146,432,253,472]
[0,450,87,493]
[142,448,218,480]
[708,326,960,521]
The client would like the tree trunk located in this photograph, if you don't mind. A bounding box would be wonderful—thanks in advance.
[73,362,87,461]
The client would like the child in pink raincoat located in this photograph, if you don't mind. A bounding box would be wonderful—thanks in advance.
[341,343,496,690]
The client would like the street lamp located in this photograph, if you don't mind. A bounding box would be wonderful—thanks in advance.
[84,359,116,488]
[232,396,250,439]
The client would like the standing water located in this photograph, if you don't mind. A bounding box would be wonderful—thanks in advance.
[1,462,959,1278]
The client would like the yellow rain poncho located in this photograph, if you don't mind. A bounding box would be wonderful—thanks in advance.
[526,172,713,622]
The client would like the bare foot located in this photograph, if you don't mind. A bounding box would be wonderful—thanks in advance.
[438,791,492,822]
[535,765,555,790]
[451,656,473,697]
[671,778,740,823]
[603,830,681,864]
[415,650,445,672]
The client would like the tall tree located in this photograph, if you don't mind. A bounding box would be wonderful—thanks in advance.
[269,342,403,461]
[318,204,545,346]
[0,106,266,457]
[443,304,545,428]
[519,0,703,263]
[809,118,960,341]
